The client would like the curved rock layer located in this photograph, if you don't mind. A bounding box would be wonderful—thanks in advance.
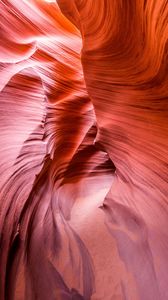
[0,1,168,299]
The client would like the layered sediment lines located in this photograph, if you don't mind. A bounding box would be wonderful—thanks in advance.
[0,1,168,299]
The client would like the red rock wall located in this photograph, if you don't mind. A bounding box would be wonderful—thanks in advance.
[0,1,168,299]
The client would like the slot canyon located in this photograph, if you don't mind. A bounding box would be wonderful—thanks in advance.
[0,1,168,299]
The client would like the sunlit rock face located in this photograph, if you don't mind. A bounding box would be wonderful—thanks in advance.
[0,1,168,299]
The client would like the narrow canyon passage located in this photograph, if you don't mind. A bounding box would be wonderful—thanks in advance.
[0,1,168,299]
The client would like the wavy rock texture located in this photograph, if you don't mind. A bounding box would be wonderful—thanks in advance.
[0,0,168,299]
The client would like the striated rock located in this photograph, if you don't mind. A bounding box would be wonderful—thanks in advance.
[0,1,167,299]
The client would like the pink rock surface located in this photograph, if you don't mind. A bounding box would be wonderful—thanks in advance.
[0,1,167,299]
